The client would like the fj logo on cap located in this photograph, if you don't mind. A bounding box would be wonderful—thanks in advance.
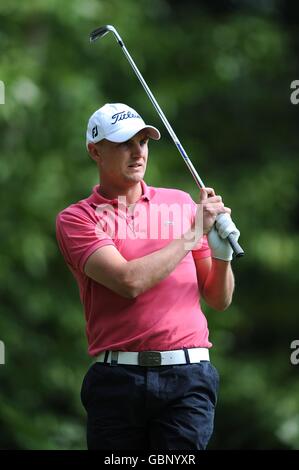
[111,110,141,125]
[92,125,98,138]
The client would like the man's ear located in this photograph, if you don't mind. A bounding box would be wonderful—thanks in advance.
[88,143,100,163]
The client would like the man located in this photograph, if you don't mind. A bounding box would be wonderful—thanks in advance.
[56,103,240,450]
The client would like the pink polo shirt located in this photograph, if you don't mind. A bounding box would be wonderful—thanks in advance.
[56,180,212,356]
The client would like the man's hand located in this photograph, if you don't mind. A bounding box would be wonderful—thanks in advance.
[199,187,231,235]
[197,188,240,261]
[208,212,240,261]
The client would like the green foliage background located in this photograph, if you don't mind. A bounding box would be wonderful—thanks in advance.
[0,0,298,449]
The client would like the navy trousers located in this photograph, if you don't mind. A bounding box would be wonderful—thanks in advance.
[80,360,219,450]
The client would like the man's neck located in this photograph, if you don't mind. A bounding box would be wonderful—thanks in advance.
[98,181,143,205]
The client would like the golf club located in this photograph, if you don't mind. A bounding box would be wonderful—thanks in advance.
[89,25,244,258]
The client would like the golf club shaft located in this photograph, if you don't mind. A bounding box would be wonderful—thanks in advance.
[90,26,244,258]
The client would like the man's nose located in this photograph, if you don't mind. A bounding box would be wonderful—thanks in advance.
[131,142,143,157]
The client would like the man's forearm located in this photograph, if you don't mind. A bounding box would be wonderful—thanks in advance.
[123,233,195,297]
[202,259,235,311]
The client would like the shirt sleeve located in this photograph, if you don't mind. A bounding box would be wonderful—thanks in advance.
[186,194,211,260]
[56,206,115,273]
[192,234,211,260]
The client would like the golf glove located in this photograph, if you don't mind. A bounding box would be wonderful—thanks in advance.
[208,213,240,261]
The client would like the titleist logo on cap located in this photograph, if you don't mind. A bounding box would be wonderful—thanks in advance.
[86,103,160,146]
[111,110,141,125]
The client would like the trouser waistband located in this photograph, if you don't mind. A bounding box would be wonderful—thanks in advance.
[95,348,210,366]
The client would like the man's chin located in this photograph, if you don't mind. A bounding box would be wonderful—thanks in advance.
[124,172,144,183]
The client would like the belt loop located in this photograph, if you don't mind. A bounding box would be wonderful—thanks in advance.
[183,348,190,364]
[104,351,109,364]
[110,351,119,366]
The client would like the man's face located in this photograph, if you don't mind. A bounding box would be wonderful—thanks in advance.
[93,130,149,186]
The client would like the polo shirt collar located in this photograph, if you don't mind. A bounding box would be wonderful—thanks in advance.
[87,180,151,206]
[140,180,151,201]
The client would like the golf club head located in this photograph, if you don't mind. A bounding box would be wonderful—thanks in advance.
[89,25,122,43]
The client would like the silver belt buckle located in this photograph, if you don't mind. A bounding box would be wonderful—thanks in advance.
[138,351,162,366]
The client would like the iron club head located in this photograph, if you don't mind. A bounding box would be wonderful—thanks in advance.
[89,25,122,44]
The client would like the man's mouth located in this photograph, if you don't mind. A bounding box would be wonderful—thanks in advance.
[128,163,142,168]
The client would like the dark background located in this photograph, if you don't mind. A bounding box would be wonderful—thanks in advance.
[0,0,298,449]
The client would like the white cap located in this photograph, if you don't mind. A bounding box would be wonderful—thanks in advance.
[86,103,161,147]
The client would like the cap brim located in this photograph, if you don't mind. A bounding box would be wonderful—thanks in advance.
[105,123,160,143]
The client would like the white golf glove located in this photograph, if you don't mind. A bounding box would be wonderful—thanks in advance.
[207,213,240,261]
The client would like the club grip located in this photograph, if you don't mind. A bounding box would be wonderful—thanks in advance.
[227,233,244,258]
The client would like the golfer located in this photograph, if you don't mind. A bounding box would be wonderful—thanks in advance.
[56,103,240,450]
